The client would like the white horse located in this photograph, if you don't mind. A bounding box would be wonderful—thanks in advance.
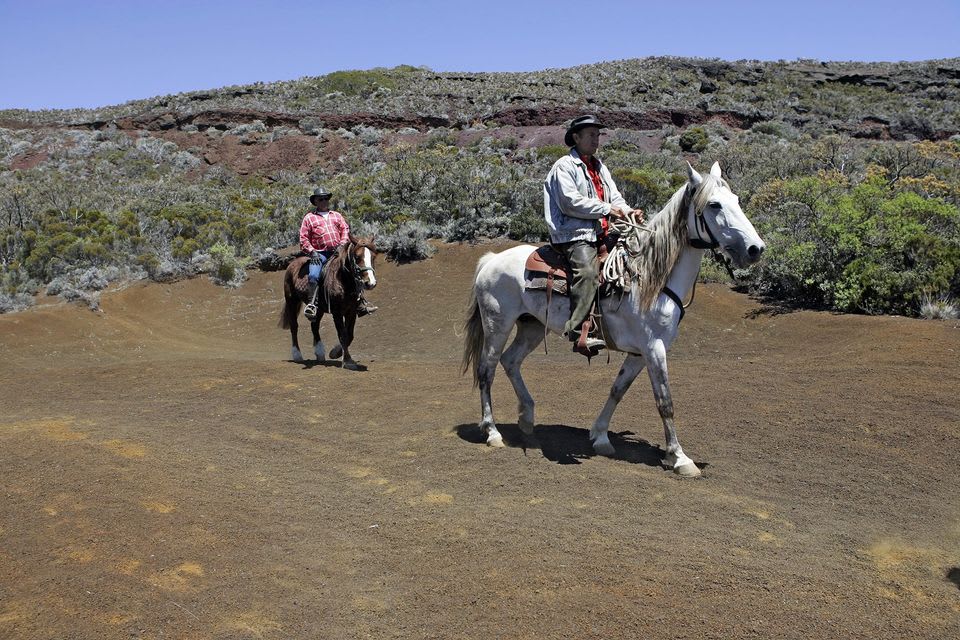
[461,162,765,477]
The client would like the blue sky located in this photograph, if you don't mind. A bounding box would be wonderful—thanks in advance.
[1,0,957,110]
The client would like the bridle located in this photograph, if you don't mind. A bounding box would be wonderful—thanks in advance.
[662,186,736,320]
[687,188,736,279]
[344,241,376,291]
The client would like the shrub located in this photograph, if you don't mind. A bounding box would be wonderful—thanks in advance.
[919,294,958,320]
[379,220,435,262]
[679,127,709,153]
[748,172,960,315]
[207,242,246,286]
[612,166,682,213]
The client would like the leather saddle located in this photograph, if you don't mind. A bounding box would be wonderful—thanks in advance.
[523,240,614,296]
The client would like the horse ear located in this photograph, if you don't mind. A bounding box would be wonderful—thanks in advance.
[710,161,722,178]
[686,161,703,188]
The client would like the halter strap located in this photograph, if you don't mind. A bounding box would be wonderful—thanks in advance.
[662,286,686,323]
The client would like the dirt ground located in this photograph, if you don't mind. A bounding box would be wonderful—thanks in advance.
[1,241,958,639]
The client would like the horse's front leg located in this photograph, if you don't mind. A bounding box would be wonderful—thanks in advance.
[591,354,646,455]
[646,340,700,477]
[330,313,359,370]
[311,314,325,362]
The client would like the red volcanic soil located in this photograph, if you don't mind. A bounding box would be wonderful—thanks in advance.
[1,241,958,639]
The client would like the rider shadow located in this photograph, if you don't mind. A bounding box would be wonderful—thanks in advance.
[454,423,671,469]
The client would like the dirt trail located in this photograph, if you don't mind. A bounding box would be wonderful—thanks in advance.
[1,241,959,639]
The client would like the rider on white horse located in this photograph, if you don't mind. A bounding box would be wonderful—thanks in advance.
[543,115,644,357]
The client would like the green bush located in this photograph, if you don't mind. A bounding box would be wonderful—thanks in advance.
[535,145,570,160]
[679,127,709,153]
[612,166,683,213]
[316,69,400,97]
[208,242,245,285]
[749,172,960,314]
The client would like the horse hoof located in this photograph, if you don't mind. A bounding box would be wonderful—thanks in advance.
[519,418,534,436]
[593,441,616,457]
[342,361,360,371]
[487,434,505,448]
[674,462,702,478]
[329,345,343,360]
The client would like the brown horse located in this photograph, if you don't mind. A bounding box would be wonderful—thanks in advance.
[279,236,378,370]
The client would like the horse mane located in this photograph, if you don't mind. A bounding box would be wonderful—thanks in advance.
[322,243,351,299]
[618,174,727,310]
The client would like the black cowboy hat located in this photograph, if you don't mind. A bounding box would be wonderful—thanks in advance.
[309,187,332,203]
[564,114,607,146]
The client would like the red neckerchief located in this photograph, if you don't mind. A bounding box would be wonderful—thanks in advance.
[583,155,609,236]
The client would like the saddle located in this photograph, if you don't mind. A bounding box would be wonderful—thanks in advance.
[524,240,617,358]
[523,239,614,296]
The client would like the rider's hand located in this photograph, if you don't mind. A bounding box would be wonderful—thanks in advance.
[630,208,645,222]
[608,205,628,219]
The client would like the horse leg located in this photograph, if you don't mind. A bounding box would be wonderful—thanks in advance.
[500,317,544,436]
[330,313,358,370]
[645,340,700,477]
[286,295,305,363]
[340,313,359,370]
[311,314,325,362]
[478,325,512,448]
[590,354,647,456]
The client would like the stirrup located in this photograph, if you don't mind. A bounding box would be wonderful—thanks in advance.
[303,303,318,321]
[572,337,605,356]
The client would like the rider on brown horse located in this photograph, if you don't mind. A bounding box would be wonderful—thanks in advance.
[299,186,377,321]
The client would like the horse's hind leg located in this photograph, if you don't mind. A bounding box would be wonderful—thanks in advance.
[478,323,513,448]
[286,295,305,363]
[591,354,646,455]
[500,317,544,436]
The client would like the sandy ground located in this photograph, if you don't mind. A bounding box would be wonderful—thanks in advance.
[1,241,959,639]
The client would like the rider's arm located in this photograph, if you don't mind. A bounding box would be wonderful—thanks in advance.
[299,214,317,254]
[337,212,351,245]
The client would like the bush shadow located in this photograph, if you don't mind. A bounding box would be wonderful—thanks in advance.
[947,567,960,591]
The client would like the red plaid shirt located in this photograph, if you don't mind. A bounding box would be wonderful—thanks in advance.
[299,209,350,253]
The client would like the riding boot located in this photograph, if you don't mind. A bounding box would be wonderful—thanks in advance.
[357,293,378,317]
[304,282,320,321]
[556,240,605,357]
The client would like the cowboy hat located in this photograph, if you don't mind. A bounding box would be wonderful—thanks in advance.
[564,114,606,146]
[309,187,332,203]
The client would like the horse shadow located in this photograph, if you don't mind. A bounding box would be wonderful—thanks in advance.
[288,358,368,372]
[454,423,702,471]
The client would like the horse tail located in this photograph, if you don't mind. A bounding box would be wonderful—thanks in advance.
[278,267,297,329]
[461,252,496,386]
[279,296,294,329]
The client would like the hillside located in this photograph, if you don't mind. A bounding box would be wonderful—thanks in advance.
[1,57,959,317]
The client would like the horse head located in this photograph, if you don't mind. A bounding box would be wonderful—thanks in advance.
[348,235,378,291]
[685,162,765,269]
